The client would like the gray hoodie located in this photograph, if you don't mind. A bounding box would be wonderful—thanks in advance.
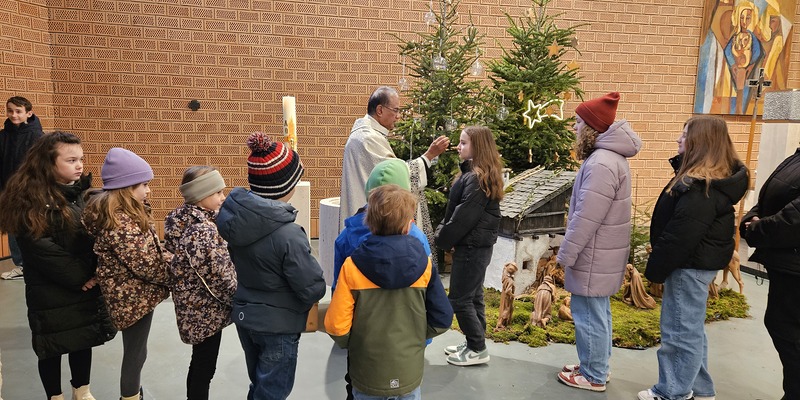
[557,119,642,297]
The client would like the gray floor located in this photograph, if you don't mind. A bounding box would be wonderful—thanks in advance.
[0,255,783,400]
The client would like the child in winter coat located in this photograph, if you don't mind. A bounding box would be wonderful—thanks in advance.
[326,184,453,399]
[639,116,748,400]
[82,148,172,400]
[216,132,325,400]
[333,159,434,399]
[556,92,642,392]
[0,96,44,280]
[436,125,504,367]
[0,132,116,400]
[164,166,237,400]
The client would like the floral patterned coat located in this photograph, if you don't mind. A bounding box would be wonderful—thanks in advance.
[86,211,172,331]
[164,204,237,345]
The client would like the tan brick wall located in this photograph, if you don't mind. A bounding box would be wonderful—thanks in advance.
[2,0,799,238]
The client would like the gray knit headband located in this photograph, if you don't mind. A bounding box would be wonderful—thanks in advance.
[179,170,226,204]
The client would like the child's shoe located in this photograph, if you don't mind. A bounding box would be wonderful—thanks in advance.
[443,341,466,355]
[557,369,606,392]
[446,346,489,366]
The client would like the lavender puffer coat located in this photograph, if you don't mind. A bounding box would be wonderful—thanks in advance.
[164,204,237,345]
[557,120,642,297]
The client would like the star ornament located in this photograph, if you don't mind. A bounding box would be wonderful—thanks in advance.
[547,40,561,57]
[522,98,565,129]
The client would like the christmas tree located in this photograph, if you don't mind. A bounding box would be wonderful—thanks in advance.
[489,0,583,173]
[391,0,490,225]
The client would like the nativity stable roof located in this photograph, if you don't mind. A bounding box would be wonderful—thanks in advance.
[500,167,577,219]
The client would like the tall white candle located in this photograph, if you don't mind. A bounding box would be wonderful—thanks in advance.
[282,96,297,150]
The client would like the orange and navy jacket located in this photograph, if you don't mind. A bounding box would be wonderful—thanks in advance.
[324,234,453,397]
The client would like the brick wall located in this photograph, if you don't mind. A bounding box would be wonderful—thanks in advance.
[1,0,799,240]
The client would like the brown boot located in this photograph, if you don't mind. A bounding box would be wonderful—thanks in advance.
[72,384,96,400]
[50,394,65,400]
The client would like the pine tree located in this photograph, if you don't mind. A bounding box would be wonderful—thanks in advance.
[391,0,490,225]
[489,0,583,173]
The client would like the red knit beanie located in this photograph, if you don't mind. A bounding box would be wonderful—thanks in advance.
[575,92,620,133]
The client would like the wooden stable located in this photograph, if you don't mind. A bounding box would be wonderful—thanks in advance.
[485,168,577,292]
[499,167,577,238]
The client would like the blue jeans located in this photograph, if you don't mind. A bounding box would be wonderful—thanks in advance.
[570,294,611,385]
[7,234,23,267]
[353,386,421,400]
[652,268,717,400]
[236,325,299,400]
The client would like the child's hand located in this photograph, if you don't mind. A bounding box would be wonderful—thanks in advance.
[82,277,97,291]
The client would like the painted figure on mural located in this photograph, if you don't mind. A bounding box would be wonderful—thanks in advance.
[693,0,794,115]
[723,0,763,114]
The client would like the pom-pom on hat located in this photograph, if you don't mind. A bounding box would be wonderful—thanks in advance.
[101,148,154,190]
[247,132,304,200]
[575,92,620,133]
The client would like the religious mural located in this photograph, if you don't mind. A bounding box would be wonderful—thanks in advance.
[694,0,794,115]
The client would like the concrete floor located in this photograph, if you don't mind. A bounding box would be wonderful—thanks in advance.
[0,255,783,400]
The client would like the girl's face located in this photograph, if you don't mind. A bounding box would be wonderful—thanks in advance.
[574,115,587,137]
[53,143,84,185]
[197,190,226,212]
[132,182,151,203]
[677,125,688,155]
[457,131,473,160]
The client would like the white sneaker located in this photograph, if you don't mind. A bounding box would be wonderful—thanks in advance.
[1,266,23,280]
[693,397,715,400]
[638,389,694,400]
[446,347,489,366]
[443,342,466,355]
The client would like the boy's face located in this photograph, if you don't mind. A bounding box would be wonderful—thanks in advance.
[6,102,32,126]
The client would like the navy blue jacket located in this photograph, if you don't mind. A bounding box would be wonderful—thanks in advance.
[217,187,325,334]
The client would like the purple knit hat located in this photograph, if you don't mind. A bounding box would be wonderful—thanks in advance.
[101,148,154,190]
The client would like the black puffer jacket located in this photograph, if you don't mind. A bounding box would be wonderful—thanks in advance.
[435,161,501,250]
[741,149,800,276]
[17,175,116,359]
[0,115,43,191]
[645,162,749,283]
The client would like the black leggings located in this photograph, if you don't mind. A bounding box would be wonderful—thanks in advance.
[38,348,92,397]
[186,331,223,400]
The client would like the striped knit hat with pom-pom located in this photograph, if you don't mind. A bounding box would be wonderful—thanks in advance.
[246,132,304,200]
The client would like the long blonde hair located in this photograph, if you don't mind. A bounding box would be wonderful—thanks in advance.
[83,185,152,232]
[460,126,504,202]
[668,116,748,195]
